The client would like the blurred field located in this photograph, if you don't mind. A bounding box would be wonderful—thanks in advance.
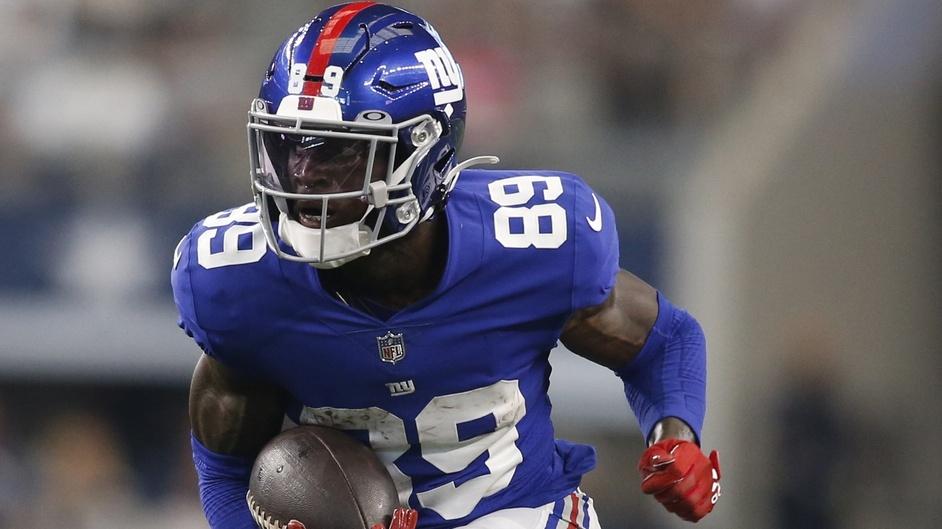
[0,1,939,528]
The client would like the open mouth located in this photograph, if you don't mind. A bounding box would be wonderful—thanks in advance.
[292,197,369,230]
[296,205,330,229]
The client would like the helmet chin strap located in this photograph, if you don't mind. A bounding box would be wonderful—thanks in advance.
[278,213,372,269]
[417,156,501,223]
[444,156,500,194]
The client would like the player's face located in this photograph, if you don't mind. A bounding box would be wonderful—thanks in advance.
[281,137,390,229]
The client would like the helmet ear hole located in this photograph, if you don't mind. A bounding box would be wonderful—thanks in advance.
[394,136,415,169]
[433,147,456,174]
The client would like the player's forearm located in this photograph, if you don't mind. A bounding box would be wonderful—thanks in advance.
[615,292,707,442]
[192,432,259,529]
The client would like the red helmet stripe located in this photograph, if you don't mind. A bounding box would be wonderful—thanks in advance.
[303,1,376,95]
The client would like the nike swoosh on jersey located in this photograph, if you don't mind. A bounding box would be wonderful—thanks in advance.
[586,193,603,232]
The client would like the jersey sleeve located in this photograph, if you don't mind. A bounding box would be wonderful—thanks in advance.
[569,177,619,311]
[171,225,217,357]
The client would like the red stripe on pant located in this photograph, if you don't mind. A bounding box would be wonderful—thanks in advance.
[567,492,581,529]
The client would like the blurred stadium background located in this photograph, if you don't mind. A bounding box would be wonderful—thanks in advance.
[0,0,939,528]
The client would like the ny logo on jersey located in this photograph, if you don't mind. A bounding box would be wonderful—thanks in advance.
[377,331,406,364]
[414,47,464,107]
[385,379,415,397]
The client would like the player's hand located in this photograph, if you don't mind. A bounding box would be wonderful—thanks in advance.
[638,439,721,522]
[371,508,419,529]
[286,508,417,529]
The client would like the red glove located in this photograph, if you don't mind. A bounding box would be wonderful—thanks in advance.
[371,508,419,529]
[286,508,418,529]
[638,439,721,522]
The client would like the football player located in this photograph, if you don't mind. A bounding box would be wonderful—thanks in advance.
[173,3,721,528]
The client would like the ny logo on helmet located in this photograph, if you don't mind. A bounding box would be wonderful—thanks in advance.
[377,331,406,364]
[415,47,464,106]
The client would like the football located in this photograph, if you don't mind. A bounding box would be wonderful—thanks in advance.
[247,425,401,529]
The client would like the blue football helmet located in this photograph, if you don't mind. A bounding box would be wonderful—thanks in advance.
[248,2,495,268]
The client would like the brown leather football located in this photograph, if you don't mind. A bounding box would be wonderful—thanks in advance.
[247,425,400,529]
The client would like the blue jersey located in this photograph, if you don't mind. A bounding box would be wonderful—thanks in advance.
[172,169,620,529]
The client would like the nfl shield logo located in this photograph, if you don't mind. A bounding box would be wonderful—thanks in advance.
[377,331,406,364]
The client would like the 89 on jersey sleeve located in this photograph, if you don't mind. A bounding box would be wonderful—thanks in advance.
[488,175,568,249]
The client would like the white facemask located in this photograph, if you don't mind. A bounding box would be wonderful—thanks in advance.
[278,213,372,269]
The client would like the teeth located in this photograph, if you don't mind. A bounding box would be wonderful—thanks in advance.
[297,209,330,228]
